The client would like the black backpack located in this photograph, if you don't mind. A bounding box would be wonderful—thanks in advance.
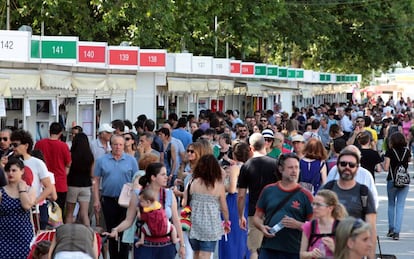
[307,219,340,250]
[323,180,369,220]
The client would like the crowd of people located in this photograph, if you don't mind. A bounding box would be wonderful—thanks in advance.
[0,94,412,258]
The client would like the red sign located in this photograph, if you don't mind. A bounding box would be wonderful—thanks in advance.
[109,49,138,66]
[78,45,106,63]
[140,52,166,67]
[241,63,254,75]
[230,62,241,73]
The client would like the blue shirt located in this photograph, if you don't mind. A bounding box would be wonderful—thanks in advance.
[94,153,138,197]
[172,128,193,150]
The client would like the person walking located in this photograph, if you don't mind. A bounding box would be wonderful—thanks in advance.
[183,154,230,259]
[383,132,411,240]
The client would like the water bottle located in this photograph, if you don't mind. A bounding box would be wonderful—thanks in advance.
[269,221,284,235]
[318,242,326,258]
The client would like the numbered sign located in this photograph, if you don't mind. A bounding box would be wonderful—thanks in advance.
[0,30,31,62]
[108,46,139,69]
[192,56,213,75]
[40,36,78,64]
[241,62,255,76]
[139,49,166,71]
[230,60,241,76]
[78,42,106,66]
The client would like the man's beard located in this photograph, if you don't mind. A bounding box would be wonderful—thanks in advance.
[339,169,355,181]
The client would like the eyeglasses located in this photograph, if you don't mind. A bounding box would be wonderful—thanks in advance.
[187,149,195,154]
[0,137,8,142]
[264,138,274,142]
[356,120,364,123]
[339,161,357,168]
[260,119,267,122]
[311,202,329,207]
[351,218,364,235]
[124,137,132,141]
[11,142,22,148]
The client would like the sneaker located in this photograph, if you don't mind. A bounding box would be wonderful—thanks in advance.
[393,233,399,240]
[386,230,394,237]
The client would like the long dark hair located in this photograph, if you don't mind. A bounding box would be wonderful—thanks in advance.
[192,154,222,188]
[71,132,94,168]
[139,162,164,187]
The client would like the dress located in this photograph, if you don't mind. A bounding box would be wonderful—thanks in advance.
[189,193,223,241]
[0,188,34,258]
[218,193,249,259]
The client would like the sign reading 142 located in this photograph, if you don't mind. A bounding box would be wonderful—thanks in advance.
[0,40,14,49]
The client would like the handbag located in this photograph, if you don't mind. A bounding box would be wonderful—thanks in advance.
[180,179,193,231]
[47,202,63,228]
[391,148,410,188]
[118,183,133,208]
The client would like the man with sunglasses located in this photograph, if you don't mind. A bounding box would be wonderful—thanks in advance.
[322,147,377,259]
[0,128,13,158]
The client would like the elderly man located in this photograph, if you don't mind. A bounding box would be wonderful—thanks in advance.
[137,132,160,161]
[253,153,313,258]
[93,135,138,259]
[90,123,115,160]
[237,133,279,259]
[322,147,377,259]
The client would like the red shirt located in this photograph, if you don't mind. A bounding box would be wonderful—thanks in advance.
[34,139,71,192]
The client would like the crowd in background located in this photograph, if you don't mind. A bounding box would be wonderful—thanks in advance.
[0,94,412,258]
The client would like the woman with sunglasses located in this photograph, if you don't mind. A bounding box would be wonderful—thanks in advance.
[334,217,372,259]
[300,190,347,259]
[124,132,139,162]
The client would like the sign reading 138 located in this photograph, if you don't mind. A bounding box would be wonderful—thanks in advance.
[0,40,14,50]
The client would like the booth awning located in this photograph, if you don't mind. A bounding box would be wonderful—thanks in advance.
[72,73,107,90]
[0,76,11,97]
[191,79,208,92]
[0,69,41,90]
[41,70,72,90]
[107,75,136,90]
[168,78,191,92]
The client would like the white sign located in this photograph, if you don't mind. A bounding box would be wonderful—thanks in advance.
[192,56,213,75]
[0,30,31,62]
[213,58,230,76]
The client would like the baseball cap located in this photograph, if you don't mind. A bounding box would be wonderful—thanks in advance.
[262,129,275,138]
[98,123,115,133]
[291,134,305,143]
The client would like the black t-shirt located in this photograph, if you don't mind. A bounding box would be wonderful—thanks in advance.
[360,148,382,180]
[0,167,6,187]
[385,147,411,181]
[237,155,279,216]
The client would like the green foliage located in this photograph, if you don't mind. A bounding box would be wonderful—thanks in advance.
[2,0,414,79]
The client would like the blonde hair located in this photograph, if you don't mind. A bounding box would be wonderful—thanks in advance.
[334,217,371,259]
[316,189,348,220]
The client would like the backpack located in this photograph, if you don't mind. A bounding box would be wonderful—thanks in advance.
[307,219,340,250]
[324,180,369,220]
[391,148,410,188]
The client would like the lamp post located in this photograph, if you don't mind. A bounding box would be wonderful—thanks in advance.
[6,0,10,30]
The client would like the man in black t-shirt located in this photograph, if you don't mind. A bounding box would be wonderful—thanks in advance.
[237,133,279,259]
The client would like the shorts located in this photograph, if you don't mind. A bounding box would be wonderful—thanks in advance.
[134,241,176,259]
[66,186,91,203]
[189,239,217,253]
[54,251,93,259]
[247,216,263,253]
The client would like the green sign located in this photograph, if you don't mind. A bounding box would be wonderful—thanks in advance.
[296,70,304,79]
[267,66,278,76]
[320,74,331,82]
[287,69,296,78]
[42,40,77,59]
[278,68,287,78]
[255,65,266,76]
[31,39,40,58]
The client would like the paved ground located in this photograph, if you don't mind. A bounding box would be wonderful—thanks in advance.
[374,170,414,258]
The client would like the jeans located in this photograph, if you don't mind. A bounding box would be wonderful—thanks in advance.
[134,242,176,259]
[387,180,409,233]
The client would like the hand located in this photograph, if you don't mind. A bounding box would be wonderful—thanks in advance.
[179,245,185,258]
[309,248,324,258]
[103,228,118,240]
[261,225,274,238]
[239,216,247,230]
[322,237,335,253]
[17,180,29,192]
[281,216,299,229]
[0,156,8,167]
[94,200,101,214]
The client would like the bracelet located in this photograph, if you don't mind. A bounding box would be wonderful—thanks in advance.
[19,190,28,193]
[222,220,231,228]
[180,244,185,248]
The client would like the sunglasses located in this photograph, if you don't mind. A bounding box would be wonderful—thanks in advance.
[239,129,247,132]
[356,120,364,123]
[339,161,357,168]
[124,137,132,141]
[311,202,329,207]
[187,149,195,154]
[351,218,364,235]
[11,142,22,148]
[0,137,8,142]
[264,138,274,142]
[260,119,267,122]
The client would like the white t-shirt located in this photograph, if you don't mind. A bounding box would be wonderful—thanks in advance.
[24,156,50,202]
